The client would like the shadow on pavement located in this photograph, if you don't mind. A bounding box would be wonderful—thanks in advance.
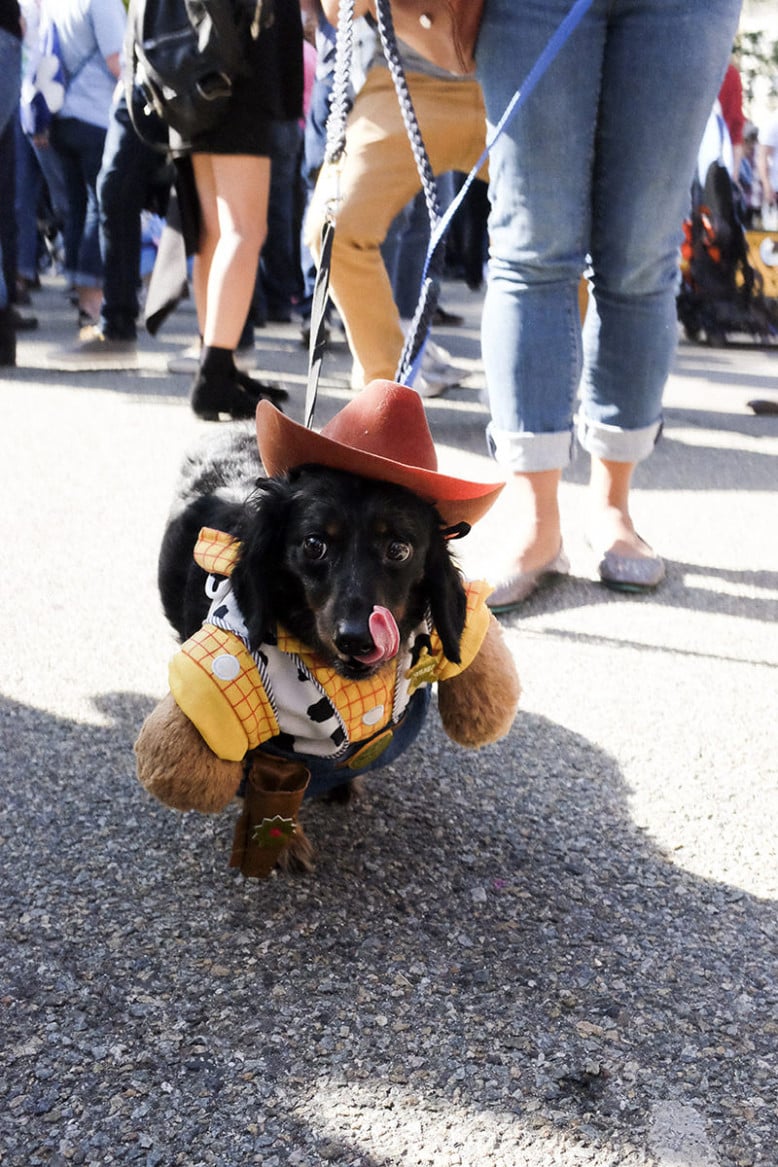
[1,690,775,1165]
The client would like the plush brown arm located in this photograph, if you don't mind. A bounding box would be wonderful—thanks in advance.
[134,692,243,813]
[437,613,520,747]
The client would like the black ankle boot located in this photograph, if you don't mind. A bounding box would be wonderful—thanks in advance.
[190,346,287,420]
[0,307,16,367]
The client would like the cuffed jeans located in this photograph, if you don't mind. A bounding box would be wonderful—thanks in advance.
[305,68,487,385]
[476,0,742,471]
[49,116,107,288]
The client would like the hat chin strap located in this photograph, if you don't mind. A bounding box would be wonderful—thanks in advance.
[441,521,471,541]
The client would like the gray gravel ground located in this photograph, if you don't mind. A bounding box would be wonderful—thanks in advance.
[1,278,777,1167]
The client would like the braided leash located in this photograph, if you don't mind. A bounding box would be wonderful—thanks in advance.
[303,0,355,429]
[304,0,597,423]
[373,0,444,385]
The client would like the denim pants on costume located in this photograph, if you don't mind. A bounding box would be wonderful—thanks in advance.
[476,0,742,472]
[0,30,21,309]
[49,116,107,289]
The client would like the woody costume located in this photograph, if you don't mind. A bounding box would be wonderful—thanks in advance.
[151,381,508,875]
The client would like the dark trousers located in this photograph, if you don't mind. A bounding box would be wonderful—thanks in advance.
[49,116,106,287]
[97,91,171,339]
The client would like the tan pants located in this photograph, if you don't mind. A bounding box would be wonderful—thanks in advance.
[305,67,488,386]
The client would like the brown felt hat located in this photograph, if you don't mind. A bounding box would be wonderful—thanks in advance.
[256,380,505,528]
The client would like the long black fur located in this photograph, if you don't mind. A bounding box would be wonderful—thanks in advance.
[158,425,468,679]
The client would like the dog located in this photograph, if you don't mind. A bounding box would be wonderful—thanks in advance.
[158,426,468,681]
[136,383,520,876]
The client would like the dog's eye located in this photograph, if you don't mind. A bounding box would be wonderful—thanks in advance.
[386,540,412,563]
[303,535,327,560]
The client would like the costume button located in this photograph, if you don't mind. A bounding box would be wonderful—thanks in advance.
[362,705,385,727]
[212,653,241,681]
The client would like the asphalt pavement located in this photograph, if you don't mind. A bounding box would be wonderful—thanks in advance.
[1,275,777,1167]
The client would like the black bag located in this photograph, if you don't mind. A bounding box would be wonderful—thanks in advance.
[678,159,778,344]
[127,0,254,140]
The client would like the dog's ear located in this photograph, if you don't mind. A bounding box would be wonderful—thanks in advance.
[424,523,468,665]
[232,477,293,651]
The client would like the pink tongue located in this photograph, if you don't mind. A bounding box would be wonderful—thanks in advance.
[354,606,400,665]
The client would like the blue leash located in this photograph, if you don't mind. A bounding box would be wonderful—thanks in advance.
[395,0,596,387]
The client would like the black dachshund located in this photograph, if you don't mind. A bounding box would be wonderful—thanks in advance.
[137,387,519,876]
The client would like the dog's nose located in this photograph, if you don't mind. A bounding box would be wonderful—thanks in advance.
[334,621,374,659]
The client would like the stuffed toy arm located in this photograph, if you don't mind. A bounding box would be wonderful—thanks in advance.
[437,612,521,747]
[135,692,243,813]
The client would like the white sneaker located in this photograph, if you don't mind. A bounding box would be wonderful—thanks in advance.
[419,346,467,389]
[166,342,200,374]
[167,341,257,374]
[413,372,448,398]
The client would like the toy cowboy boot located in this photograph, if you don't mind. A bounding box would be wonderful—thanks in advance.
[230,752,310,878]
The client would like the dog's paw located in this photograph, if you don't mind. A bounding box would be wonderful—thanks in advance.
[276,822,316,873]
[324,775,365,804]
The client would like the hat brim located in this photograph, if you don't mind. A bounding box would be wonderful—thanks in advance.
[257,401,505,528]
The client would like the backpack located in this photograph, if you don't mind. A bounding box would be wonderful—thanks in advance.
[126,0,257,141]
[677,158,778,344]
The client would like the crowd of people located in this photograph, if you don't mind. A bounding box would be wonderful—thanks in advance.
[4,0,767,606]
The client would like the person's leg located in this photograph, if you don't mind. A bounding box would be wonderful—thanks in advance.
[49,118,84,291]
[189,152,286,418]
[0,28,20,363]
[14,118,44,288]
[476,0,605,577]
[305,69,486,385]
[33,137,69,233]
[49,116,106,320]
[98,92,159,341]
[581,0,741,568]
[0,117,17,309]
[74,121,108,322]
[192,152,270,348]
[259,119,304,322]
[390,190,430,322]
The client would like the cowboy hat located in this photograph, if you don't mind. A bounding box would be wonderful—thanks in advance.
[256,380,505,528]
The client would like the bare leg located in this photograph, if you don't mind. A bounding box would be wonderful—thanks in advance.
[501,469,564,574]
[192,153,270,347]
[586,457,657,559]
[484,468,569,609]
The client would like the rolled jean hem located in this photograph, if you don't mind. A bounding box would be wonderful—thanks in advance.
[72,272,102,289]
[486,423,573,473]
[577,417,662,464]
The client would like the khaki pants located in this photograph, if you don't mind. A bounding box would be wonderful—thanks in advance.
[305,67,487,385]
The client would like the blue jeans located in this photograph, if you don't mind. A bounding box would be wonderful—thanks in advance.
[253,118,304,325]
[49,116,107,288]
[0,29,21,309]
[256,686,432,801]
[476,0,741,471]
[14,117,69,282]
